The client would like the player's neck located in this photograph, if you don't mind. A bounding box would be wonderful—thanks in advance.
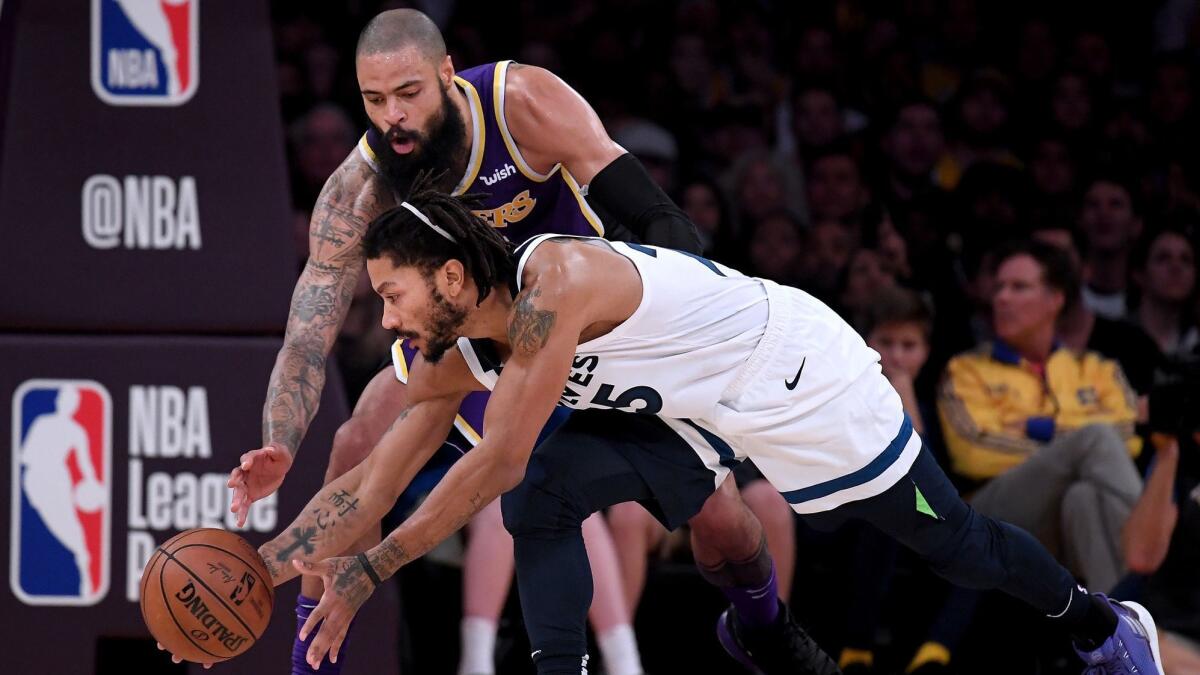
[462,283,515,343]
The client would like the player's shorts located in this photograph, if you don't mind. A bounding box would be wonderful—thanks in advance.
[698,282,923,515]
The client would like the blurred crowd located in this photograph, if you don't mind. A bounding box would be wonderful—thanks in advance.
[271,1,1200,673]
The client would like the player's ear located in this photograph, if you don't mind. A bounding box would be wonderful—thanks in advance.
[440,54,454,88]
[442,259,465,296]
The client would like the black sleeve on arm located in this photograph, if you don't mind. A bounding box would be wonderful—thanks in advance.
[585,153,703,254]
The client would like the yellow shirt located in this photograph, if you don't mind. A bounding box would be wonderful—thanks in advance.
[938,341,1140,481]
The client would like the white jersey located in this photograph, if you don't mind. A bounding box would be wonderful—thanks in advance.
[458,234,921,513]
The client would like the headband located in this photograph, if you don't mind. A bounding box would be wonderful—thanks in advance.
[401,201,456,242]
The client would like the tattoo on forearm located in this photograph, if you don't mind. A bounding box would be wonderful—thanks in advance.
[508,287,556,356]
[327,489,360,517]
[274,526,318,562]
[262,164,393,452]
[370,538,411,579]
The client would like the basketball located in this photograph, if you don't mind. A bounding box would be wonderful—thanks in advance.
[140,528,274,664]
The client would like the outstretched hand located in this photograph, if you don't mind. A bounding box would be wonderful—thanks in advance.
[227,444,293,527]
[292,557,378,669]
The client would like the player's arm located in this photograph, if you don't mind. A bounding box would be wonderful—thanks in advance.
[292,263,588,667]
[504,64,702,253]
[231,156,394,519]
[264,156,391,456]
[256,348,478,587]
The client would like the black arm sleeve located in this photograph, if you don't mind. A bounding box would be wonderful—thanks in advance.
[585,153,703,254]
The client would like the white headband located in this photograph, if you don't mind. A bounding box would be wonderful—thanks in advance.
[401,201,457,243]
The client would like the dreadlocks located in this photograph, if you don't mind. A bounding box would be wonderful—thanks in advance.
[363,172,515,304]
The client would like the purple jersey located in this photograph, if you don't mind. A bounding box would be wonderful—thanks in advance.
[367,61,605,444]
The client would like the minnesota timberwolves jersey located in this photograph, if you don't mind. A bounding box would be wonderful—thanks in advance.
[457,234,919,514]
[366,61,607,445]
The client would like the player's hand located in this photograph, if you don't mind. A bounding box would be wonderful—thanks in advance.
[227,444,293,527]
[292,557,377,669]
[156,642,212,669]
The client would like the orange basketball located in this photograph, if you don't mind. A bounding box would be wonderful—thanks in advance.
[140,528,274,664]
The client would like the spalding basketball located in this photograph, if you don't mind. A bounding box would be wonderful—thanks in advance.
[140,528,274,663]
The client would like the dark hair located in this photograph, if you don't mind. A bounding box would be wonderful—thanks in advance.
[861,287,934,340]
[992,239,1081,307]
[356,9,446,61]
[363,172,514,305]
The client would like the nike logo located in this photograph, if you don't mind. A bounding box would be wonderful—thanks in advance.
[784,357,806,390]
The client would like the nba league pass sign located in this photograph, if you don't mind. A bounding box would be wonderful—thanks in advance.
[92,0,199,106]
[0,338,401,675]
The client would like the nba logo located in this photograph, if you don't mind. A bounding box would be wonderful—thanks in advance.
[91,0,199,106]
[10,380,112,606]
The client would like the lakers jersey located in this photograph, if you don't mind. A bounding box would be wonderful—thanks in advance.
[457,235,919,514]
[370,61,607,444]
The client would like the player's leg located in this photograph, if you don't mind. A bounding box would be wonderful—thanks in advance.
[294,367,409,675]
[689,473,837,675]
[739,476,796,600]
[606,502,667,613]
[582,513,645,675]
[501,411,718,675]
[804,445,1163,674]
[459,498,514,675]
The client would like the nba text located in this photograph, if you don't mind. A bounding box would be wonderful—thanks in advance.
[124,386,276,602]
[82,175,201,250]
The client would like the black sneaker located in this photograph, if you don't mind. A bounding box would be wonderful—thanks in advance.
[716,601,842,675]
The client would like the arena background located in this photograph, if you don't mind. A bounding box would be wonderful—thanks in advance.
[2,1,1199,674]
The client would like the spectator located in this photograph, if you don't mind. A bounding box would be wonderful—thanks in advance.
[725,149,805,226]
[934,68,1020,191]
[747,209,806,286]
[798,218,855,301]
[288,103,358,210]
[838,248,897,332]
[676,175,739,264]
[1050,70,1096,139]
[879,99,946,206]
[930,240,1144,672]
[1034,226,1162,396]
[940,240,1142,592]
[1078,175,1144,319]
[805,145,871,225]
[789,85,845,159]
[1130,226,1199,359]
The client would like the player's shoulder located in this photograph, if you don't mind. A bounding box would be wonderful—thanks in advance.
[502,63,572,118]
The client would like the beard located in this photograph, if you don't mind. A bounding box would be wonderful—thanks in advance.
[411,285,468,364]
[373,83,468,196]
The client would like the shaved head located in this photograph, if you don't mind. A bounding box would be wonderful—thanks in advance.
[356,9,446,62]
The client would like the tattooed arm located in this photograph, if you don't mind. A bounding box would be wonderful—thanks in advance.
[257,347,480,585]
[293,267,591,666]
[230,154,395,524]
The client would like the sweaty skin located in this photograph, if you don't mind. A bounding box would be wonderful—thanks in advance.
[257,240,644,666]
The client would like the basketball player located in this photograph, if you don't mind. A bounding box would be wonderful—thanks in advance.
[258,185,1166,675]
[20,386,105,597]
[229,9,825,675]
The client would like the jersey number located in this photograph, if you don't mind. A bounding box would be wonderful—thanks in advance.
[590,384,663,415]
